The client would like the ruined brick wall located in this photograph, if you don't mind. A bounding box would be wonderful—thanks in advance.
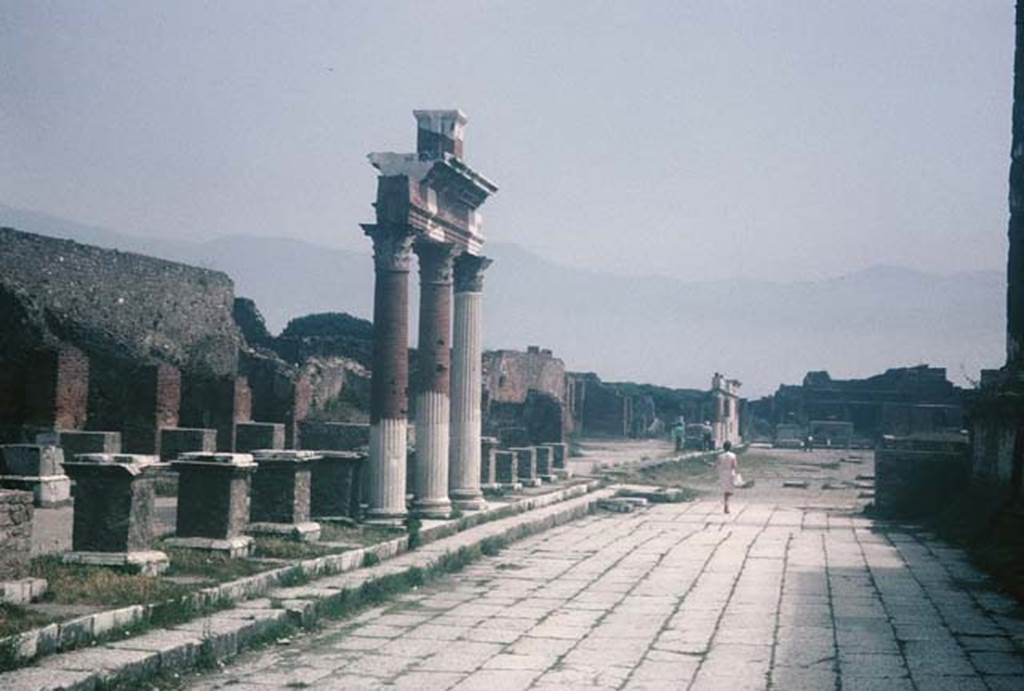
[566,372,628,437]
[25,346,89,430]
[0,228,243,445]
[760,366,966,442]
[0,227,240,377]
[483,348,566,406]
[0,489,33,580]
[482,348,568,443]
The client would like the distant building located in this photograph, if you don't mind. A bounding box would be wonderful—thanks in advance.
[749,365,965,444]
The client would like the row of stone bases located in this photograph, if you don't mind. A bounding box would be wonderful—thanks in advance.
[0,435,568,584]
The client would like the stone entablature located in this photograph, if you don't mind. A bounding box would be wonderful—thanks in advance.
[367,110,497,256]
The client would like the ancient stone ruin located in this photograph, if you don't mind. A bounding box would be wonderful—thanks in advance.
[361,110,498,522]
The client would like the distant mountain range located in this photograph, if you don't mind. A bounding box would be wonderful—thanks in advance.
[0,203,1004,396]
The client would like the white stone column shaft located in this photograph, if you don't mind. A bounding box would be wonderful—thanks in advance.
[449,289,485,509]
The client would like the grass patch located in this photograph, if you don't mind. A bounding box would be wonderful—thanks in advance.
[162,546,272,583]
[30,556,190,608]
[0,602,58,638]
[318,521,401,547]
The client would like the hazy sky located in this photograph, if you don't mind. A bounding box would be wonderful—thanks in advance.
[0,1,1015,282]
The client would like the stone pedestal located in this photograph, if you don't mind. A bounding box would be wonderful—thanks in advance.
[235,422,286,453]
[493,450,522,491]
[876,433,971,517]
[248,450,320,542]
[159,427,217,461]
[310,451,366,520]
[479,437,498,490]
[534,445,555,482]
[166,453,255,557]
[546,442,570,477]
[510,447,541,488]
[56,430,122,457]
[0,489,46,604]
[61,454,169,575]
[0,444,72,507]
[449,254,492,512]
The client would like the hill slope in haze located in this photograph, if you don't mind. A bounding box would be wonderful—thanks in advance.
[0,203,1003,396]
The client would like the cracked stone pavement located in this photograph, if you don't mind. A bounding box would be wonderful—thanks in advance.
[183,451,1024,690]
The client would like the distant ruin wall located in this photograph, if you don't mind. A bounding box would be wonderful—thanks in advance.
[482,348,568,442]
[483,348,566,405]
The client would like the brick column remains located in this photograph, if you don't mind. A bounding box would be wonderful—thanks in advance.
[449,254,492,510]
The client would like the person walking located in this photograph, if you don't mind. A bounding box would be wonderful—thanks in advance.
[717,441,738,514]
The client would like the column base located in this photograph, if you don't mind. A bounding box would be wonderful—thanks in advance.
[163,536,253,558]
[450,489,487,511]
[246,521,321,542]
[62,550,169,576]
[0,577,48,605]
[411,497,452,520]
[363,509,408,528]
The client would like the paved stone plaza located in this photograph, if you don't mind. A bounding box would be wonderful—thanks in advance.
[183,451,1024,691]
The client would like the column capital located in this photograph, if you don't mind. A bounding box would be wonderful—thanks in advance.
[363,224,414,272]
[454,254,493,293]
[414,240,457,286]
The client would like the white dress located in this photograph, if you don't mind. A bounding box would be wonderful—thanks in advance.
[717,452,737,492]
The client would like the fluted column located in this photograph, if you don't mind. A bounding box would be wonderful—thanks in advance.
[363,225,413,525]
[412,241,457,518]
[449,254,492,510]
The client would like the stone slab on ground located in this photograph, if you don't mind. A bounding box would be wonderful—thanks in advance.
[177,485,1024,691]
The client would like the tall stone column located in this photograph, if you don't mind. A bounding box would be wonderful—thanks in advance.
[449,254,492,510]
[1009,0,1024,368]
[412,241,457,518]
[364,226,414,525]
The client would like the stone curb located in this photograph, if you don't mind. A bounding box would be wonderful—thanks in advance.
[0,485,615,690]
[0,479,602,671]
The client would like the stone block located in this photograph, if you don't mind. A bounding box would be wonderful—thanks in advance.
[510,447,540,487]
[0,445,71,507]
[159,426,217,461]
[494,450,520,489]
[876,432,971,517]
[171,453,255,552]
[547,442,569,471]
[62,454,168,570]
[1,444,65,476]
[0,576,47,605]
[534,446,555,481]
[247,450,319,541]
[62,550,169,576]
[162,535,253,558]
[480,437,498,486]
[309,451,365,519]
[247,521,321,542]
[57,430,123,456]
[234,422,286,453]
